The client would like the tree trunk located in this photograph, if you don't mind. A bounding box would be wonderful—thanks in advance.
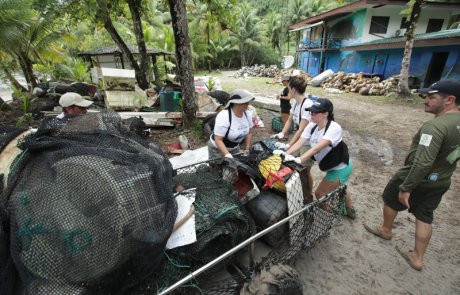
[96,0,149,89]
[240,38,245,67]
[17,51,36,90]
[167,0,197,127]
[127,0,150,89]
[1,64,28,92]
[398,0,424,98]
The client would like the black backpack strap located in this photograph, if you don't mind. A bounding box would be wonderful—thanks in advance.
[310,120,332,135]
[310,120,333,146]
[310,124,317,135]
[225,107,232,139]
[298,97,306,122]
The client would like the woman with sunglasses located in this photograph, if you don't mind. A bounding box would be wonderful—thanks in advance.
[280,98,356,219]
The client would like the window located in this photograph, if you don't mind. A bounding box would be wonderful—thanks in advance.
[426,19,443,33]
[400,17,408,29]
[369,16,390,34]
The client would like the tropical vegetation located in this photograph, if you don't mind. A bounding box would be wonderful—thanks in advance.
[0,0,342,93]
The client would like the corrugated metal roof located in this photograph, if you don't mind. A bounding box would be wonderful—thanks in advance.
[289,0,460,30]
[78,45,173,56]
[342,29,460,50]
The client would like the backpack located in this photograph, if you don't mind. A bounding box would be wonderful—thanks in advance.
[310,121,350,171]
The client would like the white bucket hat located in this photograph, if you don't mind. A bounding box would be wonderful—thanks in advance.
[224,89,255,108]
[59,92,93,108]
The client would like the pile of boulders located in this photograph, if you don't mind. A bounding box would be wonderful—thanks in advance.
[321,72,400,96]
[277,69,311,82]
[232,65,280,78]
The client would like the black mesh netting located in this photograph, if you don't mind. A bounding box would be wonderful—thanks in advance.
[154,141,346,295]
[1,119,345,295]
[0,111,177,294]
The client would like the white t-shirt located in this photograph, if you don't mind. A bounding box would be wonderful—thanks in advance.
[210,108,253,147]
[301,121,346,170]
[290,97,313,125]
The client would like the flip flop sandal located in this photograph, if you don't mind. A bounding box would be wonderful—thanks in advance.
[363,223,392,240]
[395,246,423,271]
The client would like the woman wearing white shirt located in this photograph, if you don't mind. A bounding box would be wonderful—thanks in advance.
[283,98,356,219]
[208,89,255,159]
[272,75,315,199]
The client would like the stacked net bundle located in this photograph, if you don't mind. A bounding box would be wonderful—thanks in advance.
[160,140,346,294]
[0,111,177,295]
[130,163,256,293]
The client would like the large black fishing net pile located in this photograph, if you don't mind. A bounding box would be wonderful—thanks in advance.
[0,111,177,294]
[0,117,345,295]
[129,164,256,294]
[155,141,346,294]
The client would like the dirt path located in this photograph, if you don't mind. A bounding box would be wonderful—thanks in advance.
[219,73,460,294]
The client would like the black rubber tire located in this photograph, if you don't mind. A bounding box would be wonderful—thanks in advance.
[240,264,303,295]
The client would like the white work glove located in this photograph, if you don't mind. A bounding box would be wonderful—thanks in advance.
[224,153,234,158]
[274,142,290,150]
[272,149,285,156]
[270,132,285,139]
[284,154,301,164]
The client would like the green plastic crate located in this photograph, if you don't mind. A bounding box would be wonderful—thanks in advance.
[271,117,294,133]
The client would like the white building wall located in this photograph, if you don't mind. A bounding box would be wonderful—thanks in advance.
[361,5,460,43]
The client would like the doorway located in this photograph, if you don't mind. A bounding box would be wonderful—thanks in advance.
[424,52,449,86]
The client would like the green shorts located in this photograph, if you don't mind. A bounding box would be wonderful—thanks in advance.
[382,176,449,224]
[325,159,353,183]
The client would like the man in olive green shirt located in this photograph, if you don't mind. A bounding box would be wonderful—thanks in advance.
[365,79,460,271]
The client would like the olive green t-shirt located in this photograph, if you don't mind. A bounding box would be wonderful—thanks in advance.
[396,112,460,192]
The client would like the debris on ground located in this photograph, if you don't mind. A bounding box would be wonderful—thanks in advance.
[231,65,280,78]
[321,72,404,96]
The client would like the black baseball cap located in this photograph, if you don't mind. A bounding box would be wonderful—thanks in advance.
[305,98,333,113]
[417,79,460,98]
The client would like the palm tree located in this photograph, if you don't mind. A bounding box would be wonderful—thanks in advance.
[264,12,282,53]
[232,2,266,67]
[398,0,424,97]
[0,6,65,90]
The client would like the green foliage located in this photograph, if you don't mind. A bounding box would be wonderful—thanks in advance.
[12,87,31,113]
[16,113,34,128]
[251,45,280,66]
[34,58,90,82]
[206,78,214,91]
[190,119,204,139]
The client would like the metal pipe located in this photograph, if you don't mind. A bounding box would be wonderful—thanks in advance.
[158,192,336,295]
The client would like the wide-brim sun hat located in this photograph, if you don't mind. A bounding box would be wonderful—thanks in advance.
[224,89,255,108]
[59,92,93,108]
[281,75,290,81]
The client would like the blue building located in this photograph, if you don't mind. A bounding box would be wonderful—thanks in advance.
[289,0,460,87]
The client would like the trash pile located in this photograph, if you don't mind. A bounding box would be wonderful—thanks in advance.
[0,112,177,294]
[232,65,280,78]
[320,72,402,96]
[277,69,311,82]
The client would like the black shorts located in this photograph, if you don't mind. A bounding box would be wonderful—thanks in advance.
[280,101,291,114]
[382,176,449,224]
